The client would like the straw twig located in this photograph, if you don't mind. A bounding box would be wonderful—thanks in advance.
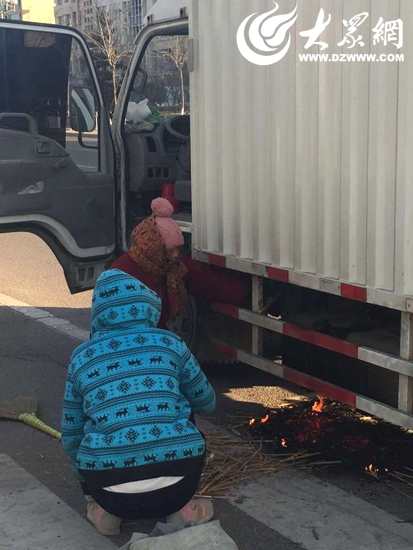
[198,433,313,499]
[309,460,343,467]
[395,471,413,480]
[385,482,413,502]
[389,472,413,489]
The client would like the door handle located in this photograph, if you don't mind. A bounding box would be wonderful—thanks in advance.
[53,158,69,171]
[36,141,52,155]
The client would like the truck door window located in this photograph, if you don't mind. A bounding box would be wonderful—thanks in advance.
[125,34,191,220]
[0,28,99,173]
[129,35,190,120]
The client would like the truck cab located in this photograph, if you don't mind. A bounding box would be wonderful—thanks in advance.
[0,1,190,293]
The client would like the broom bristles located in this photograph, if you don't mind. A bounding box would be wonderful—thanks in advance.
[0,396,37,420]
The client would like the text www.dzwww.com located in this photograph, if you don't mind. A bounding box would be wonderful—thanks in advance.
[299,53,404,62]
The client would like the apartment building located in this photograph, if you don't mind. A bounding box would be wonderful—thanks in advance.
[132,0,157,32]
[54,0,83,30]
[54,0,155,35]
[0,0,19,19]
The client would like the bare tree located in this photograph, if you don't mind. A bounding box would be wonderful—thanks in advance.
[160,36,189,115]
[83,1,133,105]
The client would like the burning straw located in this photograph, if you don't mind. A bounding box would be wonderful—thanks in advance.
[197,398,413,501]
[247,397,413,482]
[197,433,318,499]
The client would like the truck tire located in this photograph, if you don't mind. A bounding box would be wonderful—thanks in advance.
[167,294,198,352]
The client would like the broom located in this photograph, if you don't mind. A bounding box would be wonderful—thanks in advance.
[0,396,61,440]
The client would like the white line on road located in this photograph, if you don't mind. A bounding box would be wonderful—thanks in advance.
[2,293,413,549]
[234,469,413,550]
[199,418,413,549]
[0,293,89,343]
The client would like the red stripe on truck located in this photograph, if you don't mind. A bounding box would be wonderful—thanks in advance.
[210,303,240,318]
[267,267,290,283]
[209,254,227,268]
[341,284,367,302]
[283,324,359,359]
[283,368,358,408]
[209,340,239,360]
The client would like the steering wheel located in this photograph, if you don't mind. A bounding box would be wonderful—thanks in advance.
[165,115,190,142]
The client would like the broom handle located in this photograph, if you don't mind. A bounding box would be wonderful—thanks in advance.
[18,413,62,440]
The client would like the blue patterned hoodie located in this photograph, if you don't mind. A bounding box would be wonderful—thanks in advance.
[61,269,216,486]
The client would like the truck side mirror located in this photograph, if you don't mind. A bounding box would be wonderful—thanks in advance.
[70,87,96,133]
[133,68,148,95]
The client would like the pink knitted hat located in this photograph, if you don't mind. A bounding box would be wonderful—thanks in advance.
[151,198,184,249]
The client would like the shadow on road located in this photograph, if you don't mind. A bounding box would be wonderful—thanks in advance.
[0,303,311,547]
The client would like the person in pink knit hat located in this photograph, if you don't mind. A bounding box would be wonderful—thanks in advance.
[111,197,248,329]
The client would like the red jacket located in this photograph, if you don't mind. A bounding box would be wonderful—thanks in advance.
[111,252,248,328]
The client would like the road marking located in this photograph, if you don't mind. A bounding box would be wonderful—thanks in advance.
[198,418,413,549]
[2,297,413,548]
[0,293,89,343]
[234,469,413,550]
[0,455,116,550]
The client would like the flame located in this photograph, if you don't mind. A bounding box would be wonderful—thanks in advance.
[312,396,325,413]
[365,464,389,477]
[281,438,287,447]
[365,464,380,477]
[249,414,269,425]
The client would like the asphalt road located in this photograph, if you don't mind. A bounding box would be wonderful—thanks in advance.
[1,232,413,549]
[66,134,99,172]
[0,232,92,329]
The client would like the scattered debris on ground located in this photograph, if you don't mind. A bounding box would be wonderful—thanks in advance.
[247,397,413,500]
[199,398,413,501]
[198,433,318,499]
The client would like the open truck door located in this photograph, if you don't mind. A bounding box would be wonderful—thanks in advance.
[0,21,119,292]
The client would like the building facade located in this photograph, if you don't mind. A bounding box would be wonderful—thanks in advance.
[54,0,155,36]
[0,0,20,20]
[130,0,157,34]
[54,0,92,31]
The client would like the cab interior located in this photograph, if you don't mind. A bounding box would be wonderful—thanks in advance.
[122,31,192,231]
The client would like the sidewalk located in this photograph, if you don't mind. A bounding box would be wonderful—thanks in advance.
[0,454,116,550]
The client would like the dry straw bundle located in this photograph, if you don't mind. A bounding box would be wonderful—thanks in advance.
[198,433,317,499]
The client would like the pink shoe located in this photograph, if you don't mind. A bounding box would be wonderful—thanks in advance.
[86,501,121,536]
[166,498,214,525]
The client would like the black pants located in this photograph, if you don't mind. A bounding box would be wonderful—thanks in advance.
[81,455,204,520]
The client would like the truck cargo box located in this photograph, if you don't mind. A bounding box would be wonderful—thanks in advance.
[190,0,412,307]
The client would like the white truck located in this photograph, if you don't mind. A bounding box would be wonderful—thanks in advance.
[1,0,413,429]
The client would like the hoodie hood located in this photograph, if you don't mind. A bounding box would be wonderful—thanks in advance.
[91,269,161,336]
